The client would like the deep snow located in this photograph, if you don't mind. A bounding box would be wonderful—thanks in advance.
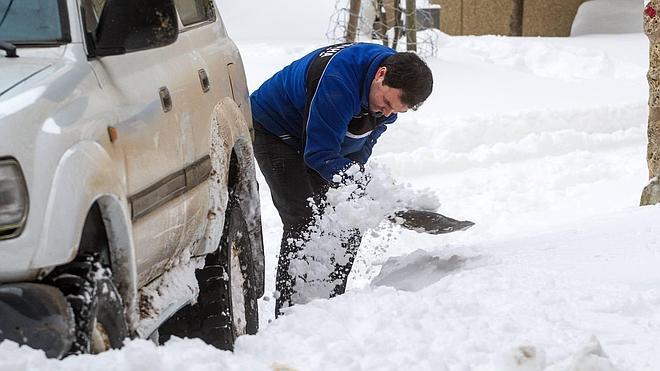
[2,1,658,370]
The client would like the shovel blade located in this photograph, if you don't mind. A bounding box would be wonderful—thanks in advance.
[392,210,475,234]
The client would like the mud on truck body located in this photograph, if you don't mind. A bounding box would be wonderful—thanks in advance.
[0,0,264,357]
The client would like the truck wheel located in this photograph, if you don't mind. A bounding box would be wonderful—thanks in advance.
[49,255,128,354]
[159,198,259,350]
[223,198,260,340]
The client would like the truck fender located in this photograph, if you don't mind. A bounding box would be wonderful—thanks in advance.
[30,141,139,328]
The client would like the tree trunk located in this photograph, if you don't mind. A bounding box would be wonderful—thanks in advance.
[510,0,524,36]
[405,0,416,51]
[641,1,660,205]
[346,0,362,43]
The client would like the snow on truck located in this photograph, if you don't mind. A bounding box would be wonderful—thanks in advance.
[0,0,264,358]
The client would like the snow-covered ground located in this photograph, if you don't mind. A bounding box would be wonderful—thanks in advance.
[3,2,659,370]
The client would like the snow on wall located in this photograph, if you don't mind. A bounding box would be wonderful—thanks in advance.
[571,0,644,35]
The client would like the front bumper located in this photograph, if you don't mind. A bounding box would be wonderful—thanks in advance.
[0,283,74,358]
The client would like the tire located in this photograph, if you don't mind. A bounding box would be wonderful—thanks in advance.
[49,254,128,354]
[159,198,259,350]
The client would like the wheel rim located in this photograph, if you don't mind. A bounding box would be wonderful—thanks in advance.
[230,238,247,337]
[90,319,111,354]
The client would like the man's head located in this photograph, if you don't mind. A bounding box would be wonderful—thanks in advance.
[368,52,433,117]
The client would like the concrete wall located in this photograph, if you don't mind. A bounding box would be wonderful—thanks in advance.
[524,0,584,36]
[431,0,585,36]
[462,0,513,36]
[434,0,462,35]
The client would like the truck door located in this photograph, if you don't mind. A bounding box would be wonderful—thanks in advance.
[170,0,237,256]
[81,0,198,286]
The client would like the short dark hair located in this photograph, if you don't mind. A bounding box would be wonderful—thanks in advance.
[381,52,433,110]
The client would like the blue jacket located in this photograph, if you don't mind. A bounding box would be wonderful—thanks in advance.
[250,43,397,181]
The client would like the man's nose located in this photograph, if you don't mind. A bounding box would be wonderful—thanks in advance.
[382,107,393,117]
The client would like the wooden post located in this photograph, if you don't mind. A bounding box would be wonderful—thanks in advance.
[373,0,385,45]
[346,0,362,43]
[405,0,416,51]
[392,0,402,50]
[641,1,660,205]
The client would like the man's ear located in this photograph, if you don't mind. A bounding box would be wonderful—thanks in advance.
[374,66,387,84]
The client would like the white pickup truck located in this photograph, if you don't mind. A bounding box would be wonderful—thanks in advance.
[0,0,264,357]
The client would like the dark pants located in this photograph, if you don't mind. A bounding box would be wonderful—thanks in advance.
[252,122,361,317]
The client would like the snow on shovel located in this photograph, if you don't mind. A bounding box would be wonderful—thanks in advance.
[389,209,475,234]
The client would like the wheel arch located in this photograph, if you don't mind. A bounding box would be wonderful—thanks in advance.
[53,195,139,333]
[31,140,139,331]
[210,98,265,297]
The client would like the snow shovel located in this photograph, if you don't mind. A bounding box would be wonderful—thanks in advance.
[389,210,475,234]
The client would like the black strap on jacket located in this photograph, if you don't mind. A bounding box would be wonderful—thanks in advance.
[301,43,387,153]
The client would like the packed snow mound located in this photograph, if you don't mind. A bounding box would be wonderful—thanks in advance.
[0,337,271,371]
[494,345,547,371]
[442,35,645,81]
[378,103,646,174]
[544,337,618,371]
[493,337,618,371]
[571,0,644,36]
